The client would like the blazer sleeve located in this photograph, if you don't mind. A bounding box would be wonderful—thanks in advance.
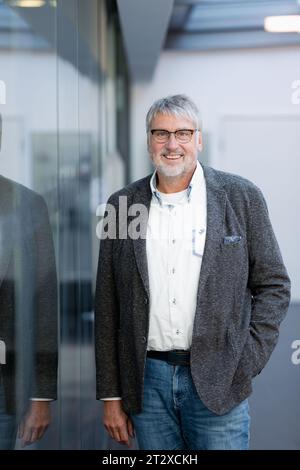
[246,185,291,377]
[94,196,122,399]
[31,194,58,399]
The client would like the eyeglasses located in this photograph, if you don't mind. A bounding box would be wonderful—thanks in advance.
[150,129,198,144]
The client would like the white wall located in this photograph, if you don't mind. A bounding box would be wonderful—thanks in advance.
[131,46,300,301]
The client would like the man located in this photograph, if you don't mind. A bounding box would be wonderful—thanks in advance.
[95,95,291,450]
[0,114,58,449]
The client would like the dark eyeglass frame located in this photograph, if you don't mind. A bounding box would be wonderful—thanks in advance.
[150,128,198,143]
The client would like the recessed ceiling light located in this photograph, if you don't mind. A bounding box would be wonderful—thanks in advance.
[264,15,300,33]
[9,0,45,7]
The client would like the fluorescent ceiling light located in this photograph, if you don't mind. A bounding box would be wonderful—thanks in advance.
[264,15,300,33]
[9,0,45,7]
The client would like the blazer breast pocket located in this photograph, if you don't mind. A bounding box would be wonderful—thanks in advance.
[221,235,247,254]
[223,235,243,246]
[220,234,248,268]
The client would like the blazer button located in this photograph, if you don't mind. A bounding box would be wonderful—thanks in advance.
[141,336,147,343]
[144,297,148,305]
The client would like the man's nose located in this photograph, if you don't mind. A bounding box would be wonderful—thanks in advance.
[165,133,178,150]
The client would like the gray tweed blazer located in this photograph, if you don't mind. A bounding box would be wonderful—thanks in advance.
[95,164,291,415]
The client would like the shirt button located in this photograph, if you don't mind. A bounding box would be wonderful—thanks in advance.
[172,298,176,305]
[172,268,175,274]
[176,330,180,335]
[172,239,176,244]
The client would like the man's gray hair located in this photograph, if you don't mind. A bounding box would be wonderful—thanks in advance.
[146,94,201,132]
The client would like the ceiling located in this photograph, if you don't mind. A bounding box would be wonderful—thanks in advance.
[0,0,299,82]
[167,0,300,50]
[117,0,300,80]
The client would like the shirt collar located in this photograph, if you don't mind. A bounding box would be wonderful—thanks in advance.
[150,160,204,206]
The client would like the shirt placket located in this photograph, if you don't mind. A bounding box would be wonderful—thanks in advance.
[167,204,182,348]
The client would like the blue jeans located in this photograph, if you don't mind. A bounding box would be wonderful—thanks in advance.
[130,357,250,450]
[0,379,17,450]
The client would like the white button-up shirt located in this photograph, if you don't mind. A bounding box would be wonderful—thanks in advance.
[146,161,207,351]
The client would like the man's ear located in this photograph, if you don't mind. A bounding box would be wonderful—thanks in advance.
[147,133,151,153]
[197,130,203,152]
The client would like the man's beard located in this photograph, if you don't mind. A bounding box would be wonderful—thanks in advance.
[151,153,195,178]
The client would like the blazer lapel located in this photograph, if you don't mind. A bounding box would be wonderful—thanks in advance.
[132,177,152,298]
[196,165,226,303]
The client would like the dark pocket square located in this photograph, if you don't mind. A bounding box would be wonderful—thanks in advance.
[223,235,242,245]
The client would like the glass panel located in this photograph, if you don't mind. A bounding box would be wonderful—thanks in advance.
[0,0,58,450]
[0,0,129,449]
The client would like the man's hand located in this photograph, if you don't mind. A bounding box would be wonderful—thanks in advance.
[103,400,135,448]
[18,401,51,448]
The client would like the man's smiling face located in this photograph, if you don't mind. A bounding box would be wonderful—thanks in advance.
[148,113,202,178]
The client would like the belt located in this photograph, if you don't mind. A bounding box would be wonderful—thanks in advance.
[147,350,190,366]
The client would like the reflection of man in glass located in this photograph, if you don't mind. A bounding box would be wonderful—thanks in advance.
[0,115,58,449]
